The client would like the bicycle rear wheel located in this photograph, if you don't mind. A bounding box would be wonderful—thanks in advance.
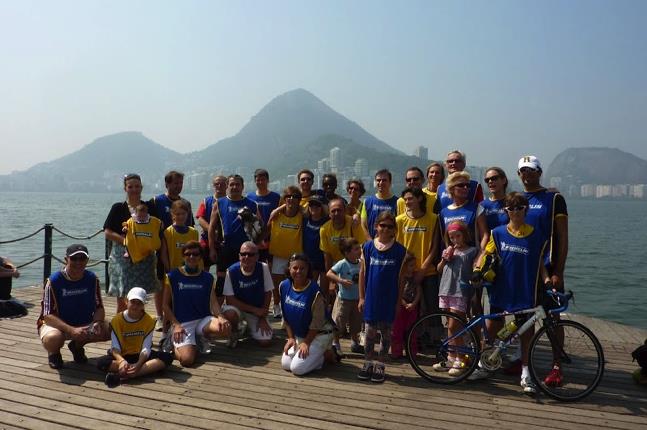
[406,311,479,384]
[529,319,604,401]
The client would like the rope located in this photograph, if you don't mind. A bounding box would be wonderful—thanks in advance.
[0,226,46,244]
[15,255,45,269]
[52,227,104,240]
[86,259,108,268]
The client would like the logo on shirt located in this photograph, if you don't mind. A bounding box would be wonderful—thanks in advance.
[123,330,145,338]
[444,216,465,224]
[529,204,542,210]
[371,204,393,212]
[279,222,300,230]
[61,288,87,297]
[237,280,259,290]
[370,259,396,266]
[134,232,153,238]
[178,282,204,290]
[500,241,529,255]
[404,226,427,233]
[285,296,306,308]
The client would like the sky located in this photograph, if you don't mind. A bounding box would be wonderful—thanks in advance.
[2,0,646,176]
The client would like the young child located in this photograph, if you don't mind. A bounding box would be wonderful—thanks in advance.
[162,200,200,272]
[326,238,363,355]
[434,221,478,375]
[97,287,173,388]
[122,204,162,263]
[391,253,422,359]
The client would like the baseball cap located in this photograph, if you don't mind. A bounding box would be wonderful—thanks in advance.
[126,287,148,304]
[518,155,542,171]
[308,194,324,207]
[66,244,89,258]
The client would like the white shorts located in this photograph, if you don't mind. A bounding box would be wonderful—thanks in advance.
[39,324,72,341]
[271,256,289,276]
[173,316,215,349]
[220,304,273,341]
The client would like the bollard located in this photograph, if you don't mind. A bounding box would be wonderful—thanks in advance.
[43,223,53,284]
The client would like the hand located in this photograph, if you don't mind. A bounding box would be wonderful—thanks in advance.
[357,298,365,313]
[256,317,272,337]
[338,278,353,288]
[284,338,296,354]
[173,325,187,343]
[215,316,231,337]
[126,362,141,377]
[550,274,564,290]
[69,326,89,342]
[118,360,129,377]
[297,342,310,359]
[470,269,483,285]
[404,303,414,311]
[12,269,20,279]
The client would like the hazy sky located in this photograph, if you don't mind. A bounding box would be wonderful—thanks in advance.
[2,0,646,176]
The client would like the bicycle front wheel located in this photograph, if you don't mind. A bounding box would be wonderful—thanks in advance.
[406,311,480,384]
[529,319,605,401]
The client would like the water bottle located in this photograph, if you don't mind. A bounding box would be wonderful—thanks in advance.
[497,320,517,340]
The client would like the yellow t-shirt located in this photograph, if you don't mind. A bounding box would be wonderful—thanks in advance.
[395,212,439,276]
[397,192,438,216]
[269,211,304,258]
[319,216,366,262]
[164,225,200,271]
[124,216,162,263]
[110,311,156,357]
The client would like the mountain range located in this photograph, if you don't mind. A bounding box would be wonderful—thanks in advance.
[2,88,646,192]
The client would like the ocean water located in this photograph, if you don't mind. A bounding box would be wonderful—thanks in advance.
[1,192,646,328]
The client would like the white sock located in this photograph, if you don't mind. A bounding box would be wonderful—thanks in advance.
[521,365,530,379]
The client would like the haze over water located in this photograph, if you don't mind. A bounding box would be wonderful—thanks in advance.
[0,191,645,329]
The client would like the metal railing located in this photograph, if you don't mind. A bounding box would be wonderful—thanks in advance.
[0,224,108,287]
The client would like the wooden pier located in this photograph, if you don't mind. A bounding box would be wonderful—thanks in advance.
[1,285,645,430]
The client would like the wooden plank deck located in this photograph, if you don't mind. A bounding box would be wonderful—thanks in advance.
[1,285,646,430]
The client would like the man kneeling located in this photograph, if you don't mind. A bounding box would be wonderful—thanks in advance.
[38,244,110,369]
[221,241,273,348]
[98,287,173,387]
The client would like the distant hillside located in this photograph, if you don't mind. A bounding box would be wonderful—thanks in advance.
[546,147,647,184]
[184,88,403,169]
[2,132,181,192]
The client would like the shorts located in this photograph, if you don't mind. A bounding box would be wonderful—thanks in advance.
[217,245,239,274]
[101,350,173,367]
[439,296,467,314]
[173,316,215,349]
[271,256,289,276]
[220,304,273,341]
[39,323,73,341]
[332,298,361,337]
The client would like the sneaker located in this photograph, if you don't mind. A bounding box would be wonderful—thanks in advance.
[68,340,88,364]
[159,333,174,354]
[544,367,563,387]
[332,342,342,354]
[371,363,386,383]
[520,376,538,394]
[432,359,454,372]
[105,372,121,388]
[273,304,282,319]
[48,353,63,369]
[357,361,373,380]
[468,366,493,381]
[448,360,467,376]
[350,342,365,354]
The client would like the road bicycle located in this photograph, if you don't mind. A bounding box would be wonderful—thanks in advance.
[406,290,604,401]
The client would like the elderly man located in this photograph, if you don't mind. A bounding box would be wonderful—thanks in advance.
[436,150,483,210]
[38,244,110,369]
[221,241,274,348]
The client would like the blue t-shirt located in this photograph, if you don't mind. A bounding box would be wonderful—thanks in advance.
[247,191,280,226]
[362,240,407,323]
[481,198,508,232]
[331,258,360,300]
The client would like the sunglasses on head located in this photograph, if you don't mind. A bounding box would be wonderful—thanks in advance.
[505,205,527,212]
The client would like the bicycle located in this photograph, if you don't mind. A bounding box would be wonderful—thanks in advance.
[405,290,605,401]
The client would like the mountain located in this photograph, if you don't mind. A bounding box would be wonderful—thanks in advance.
[183,88,403,169]
[2,132,182,192]
[546,147,647,184]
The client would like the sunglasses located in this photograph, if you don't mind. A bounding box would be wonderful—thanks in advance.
[406,177,421,182]
[69,255,88,262]
[519,167,538,174]
[378,223,395,229]
[505,205,527,212]
[453,183,469,189]
[184,251,201,257]
[285,194,302,200]
[239,252,258,257]
[484,175,501,183]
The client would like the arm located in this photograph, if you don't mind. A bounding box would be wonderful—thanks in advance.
[552,215,568,288]
[207,203,220,262]
[358,253,366,313]
[160,233,170,273]
[326,268,352,288]
[476,211,490,252]
[104,228,124,245]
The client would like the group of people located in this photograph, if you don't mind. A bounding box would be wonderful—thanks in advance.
[37,151,568,394]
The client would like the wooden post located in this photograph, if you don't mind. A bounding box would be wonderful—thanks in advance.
[43,223,53,285]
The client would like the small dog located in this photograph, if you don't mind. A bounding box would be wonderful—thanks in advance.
[237,206,264,244]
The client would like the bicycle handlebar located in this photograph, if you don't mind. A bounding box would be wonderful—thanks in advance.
[544,289,573,314]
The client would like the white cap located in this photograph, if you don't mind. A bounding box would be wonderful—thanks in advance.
[126,287,148,304]
[518,155,542,171]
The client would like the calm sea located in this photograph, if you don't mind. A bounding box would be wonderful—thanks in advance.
[1,192,645,329]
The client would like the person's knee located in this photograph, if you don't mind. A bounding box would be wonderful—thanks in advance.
[281,354,292,371]
[42,332,65,352]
